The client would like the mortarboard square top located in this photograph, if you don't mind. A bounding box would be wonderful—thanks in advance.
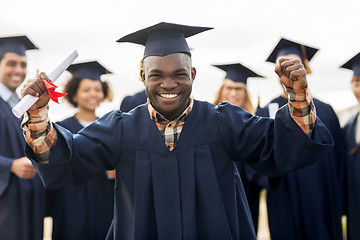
[67,61,112,81]
[213,63,264,84]
[340,52,360,77]
[266,38,318,63]
[0,35,38,56]
[117,22,213,58]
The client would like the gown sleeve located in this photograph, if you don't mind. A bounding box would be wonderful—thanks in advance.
[217,102,333,177]
[26,110,123,188]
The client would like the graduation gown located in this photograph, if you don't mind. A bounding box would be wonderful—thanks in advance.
[27,100,333,240]
[0,97,45,240]
[47,116,114,240]
[256,96,343,240]
[120,90,147,112]
[343,112,360,240]
[234,160,265,233]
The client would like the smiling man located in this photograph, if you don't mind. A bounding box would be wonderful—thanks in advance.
[21,23,333,240]
[0,36,46,240]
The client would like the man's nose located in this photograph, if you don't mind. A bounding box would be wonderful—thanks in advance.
[161,77,177,89]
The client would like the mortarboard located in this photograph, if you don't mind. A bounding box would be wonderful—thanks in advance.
[266,38,319,74]
[67,61,111,81]
[0,35,38,56]
[340,52,360,77]
[116,22,212,58]
[213,63,264,84]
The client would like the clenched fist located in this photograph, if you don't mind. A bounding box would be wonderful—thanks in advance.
[275,57,307,91]
[21,72,50,110]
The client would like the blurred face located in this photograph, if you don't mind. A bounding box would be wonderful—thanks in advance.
[351,76,360,103]
[73,79,104,111]
[220,79,247,107]
[0,52,27,93]
[141,53,196,120]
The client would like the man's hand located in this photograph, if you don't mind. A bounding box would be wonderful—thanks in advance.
[21,72,50,110]
[10,157,37,179]
[275,57,307,91]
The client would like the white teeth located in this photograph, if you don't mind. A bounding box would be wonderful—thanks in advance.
[160,94,178,99]
[12,76,22,81]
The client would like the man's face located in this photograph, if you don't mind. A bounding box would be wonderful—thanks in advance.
[351,76,360,103]
[141,53,196,120]
[0,52,27,93]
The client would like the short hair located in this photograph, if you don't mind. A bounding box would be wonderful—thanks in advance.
[143,52,192,66]
[63,76,110,108]
[0,53,5,63]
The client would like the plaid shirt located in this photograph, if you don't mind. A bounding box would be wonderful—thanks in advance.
[285,85,315,136]
[21,87,315,162]
[148,98,193,151]
[21,105,57,163]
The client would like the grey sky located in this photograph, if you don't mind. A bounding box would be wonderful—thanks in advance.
[1,0,359,120]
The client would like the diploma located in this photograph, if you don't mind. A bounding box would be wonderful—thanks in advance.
[12,50,78,118]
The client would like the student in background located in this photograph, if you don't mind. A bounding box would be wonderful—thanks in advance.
[120,89,146,112]
[213,63,265,232]
[47,61,115,240]
[256,38,344,240]
[340,52,360,240]
[0,35,46,240]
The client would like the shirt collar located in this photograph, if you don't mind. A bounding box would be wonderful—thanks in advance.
[147,97,193,123]
[0,82,18,102]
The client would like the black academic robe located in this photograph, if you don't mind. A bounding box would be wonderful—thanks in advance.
[47,116,114,240]
[27,100,333,240]
[343,112,360,240]
[120,90,147,112]
[234,160,268,233]
[0,97,45,240]
[256,96,343,240]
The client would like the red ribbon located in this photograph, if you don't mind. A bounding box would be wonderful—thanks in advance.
[41,79,67,104]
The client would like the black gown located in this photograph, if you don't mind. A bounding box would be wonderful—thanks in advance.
[256,96,344,240]
[120,90,147,112]
[0,97,45,240]
[27,100,333,240]
[343,112,360,240]
[47,116,114,240]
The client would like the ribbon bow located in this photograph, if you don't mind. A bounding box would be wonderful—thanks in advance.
[41,78,67,103]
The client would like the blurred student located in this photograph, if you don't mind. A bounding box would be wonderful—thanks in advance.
[47,61,115,240]
[213,63,264,232]
[256,38,344,240]
[120,89,146,112]
[340,52,360,240]
[0,36,46,240]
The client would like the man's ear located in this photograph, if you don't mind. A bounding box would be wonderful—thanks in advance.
[140,68,146,84]
[191,67,196,82]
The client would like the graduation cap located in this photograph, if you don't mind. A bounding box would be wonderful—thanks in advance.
[213,63,264,84]
[266,38,319,74]
[340,52,360,77]
[67,61,112,81]
[0,35,38,56]
[116,22,213,58]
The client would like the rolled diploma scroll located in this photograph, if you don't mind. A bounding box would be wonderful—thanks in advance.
[12,50,78,118]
